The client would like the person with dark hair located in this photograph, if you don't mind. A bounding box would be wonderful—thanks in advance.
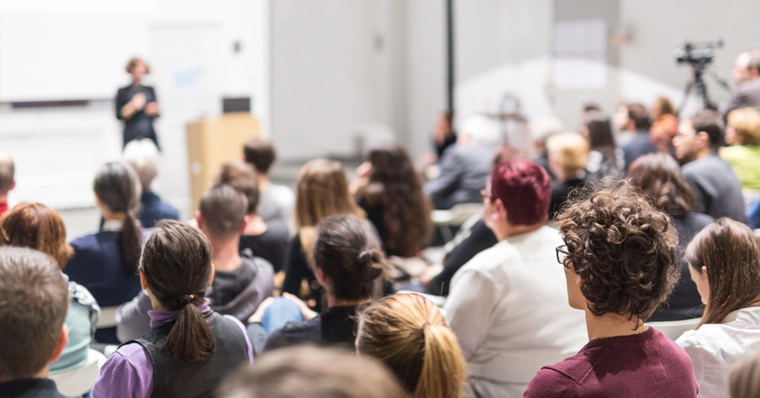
[443,159,586,398]
[433,111,458,159]
[676,218,760,397]
[249,214,385,352]
[0,203,99,374]
[0,151,14,216]
[353,144,434,258]
[673,110,748,222]
[581,111,625,182]
[123,139,179,228]
[721,50,760,120]
[629,153,713,321]
[116,57,160,149]
[64,162,142,344]
[218,346,407,398]
[525,181,698,398]
[621,102,658,172]
[0,247,70,398]
[91,221,253,398]
[243,137,295,233]
[217,161,289,271]
[547,132,589,219]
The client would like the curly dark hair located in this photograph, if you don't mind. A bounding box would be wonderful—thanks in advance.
[557,180,679,322]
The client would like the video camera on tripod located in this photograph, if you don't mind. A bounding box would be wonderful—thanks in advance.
[674,39,731,113]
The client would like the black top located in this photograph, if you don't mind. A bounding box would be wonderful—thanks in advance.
[428,218,497,296]
[238,220,289,273]
[0,379,67,398]
[137,191,179,229]
[281,233,322,310]
[264,306,358,351]
[649,212,714,321]
[549,178,587,220]
[435,133,458,158]
[116,84,159,148]
[207,258,258,308]
[622,131,658,173]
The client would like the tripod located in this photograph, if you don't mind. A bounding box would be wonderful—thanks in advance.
[678,62,732,116]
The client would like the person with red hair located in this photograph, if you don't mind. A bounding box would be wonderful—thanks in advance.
[442,159,587,398]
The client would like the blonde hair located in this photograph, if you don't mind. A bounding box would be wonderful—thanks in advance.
[295,159,364,230]
[727,107,760,145]
[546,132,590,176]
[730,353,760,398]
[125,57,149,74]
[356,294,467,398]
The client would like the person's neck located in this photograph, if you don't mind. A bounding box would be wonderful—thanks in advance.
[131,79,142,87]
[326,294,367,309]
[243,214,268,236]
[585,310,648,341]
[694,148,715,161]
[258,174,271,191]
[493,222,543,242]
[102,211,126,222]
[211,238,242,272]
[0,366,51,383]
[0,193,7,204]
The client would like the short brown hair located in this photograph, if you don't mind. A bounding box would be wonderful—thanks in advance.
[217,161,259,214]
[0,247,69,380]
[628,153,696,218]
[125,57,150,74]
[558,181,679,322]
[199,184,248,240]
[243,138,276,174]
[0,151,14,193]
[0,203,73,269]
[727,107,760,145]
[217,346,408,398]
[627,103,652,130]
[691,109,725,150]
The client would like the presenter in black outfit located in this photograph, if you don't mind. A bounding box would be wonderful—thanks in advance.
[116,57,160,149]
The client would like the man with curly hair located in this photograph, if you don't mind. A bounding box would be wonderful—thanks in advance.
[524,181,698,397]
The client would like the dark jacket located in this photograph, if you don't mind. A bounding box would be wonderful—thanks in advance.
[137,191,179,228]
[116,85,159,148]
[424,142,495,209]
[1,379,68,398]
[721,77,760,120]
[682,153,748,223]
[622,131,659,173]
[263,306,358,351]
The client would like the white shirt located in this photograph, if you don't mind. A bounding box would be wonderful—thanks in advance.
[443,226,587,386]
[677,307,760,398]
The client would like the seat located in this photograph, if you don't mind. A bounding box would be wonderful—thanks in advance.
[646,318,701,341]
[432,203,483,242]
[49,349,107,396]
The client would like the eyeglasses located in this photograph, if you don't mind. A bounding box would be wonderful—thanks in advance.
[556,245,569,265]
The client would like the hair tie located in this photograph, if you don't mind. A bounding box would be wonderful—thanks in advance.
[420,322,430,335]
[179,294,195,305]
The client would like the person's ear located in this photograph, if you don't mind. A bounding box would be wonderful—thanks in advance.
[195,211,204,231]
[696,131,710,148]
[50,324,69,364]
[208,262,215,286]
[140,271,149,290]
[493,199,508,221]
[701,266,708,277]
[240,215,250,234]
[315,268,329,290]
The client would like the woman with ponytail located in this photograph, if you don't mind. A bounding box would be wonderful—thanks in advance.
[65,162,143,343]
[357,294,468,398]
[91,220,253,398]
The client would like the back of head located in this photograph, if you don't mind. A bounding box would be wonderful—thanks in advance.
[0,203,72,269]
[490,158,551,226]
[243,137,276,174]
[691,109,725,150]
[653,97,676,118]
[730,353,760,398]
[199,184,248,241]
[217,161,260,214]
[546,132,590,177]
[557,181,679,322]
[529,115,565,144]
[141,220,215,362]
[584,111,616,150]
[627,103,652,131]
[313,215,384,301]
[0,247,68,381]
[217,346,408,398]
[123,139,160,190]
[296,159,362,229]
[0,151,14,194]
[459,115,499,146]
[684,218,760,327]
[748,50,760,75]
[356,294,467,398]
[727,107,760,146]
[628,153,696,218]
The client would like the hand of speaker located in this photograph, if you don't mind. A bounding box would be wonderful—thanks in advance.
[144,101,159,116]
[131,92,147,110]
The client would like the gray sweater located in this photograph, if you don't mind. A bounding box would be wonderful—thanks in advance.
[682,153,748,224]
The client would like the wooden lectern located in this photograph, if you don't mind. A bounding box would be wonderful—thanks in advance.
[186,113,259,212]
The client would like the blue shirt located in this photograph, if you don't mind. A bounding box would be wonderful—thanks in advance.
[137,191,179,228]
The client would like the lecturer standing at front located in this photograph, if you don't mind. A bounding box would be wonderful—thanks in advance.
[116,57,160,149]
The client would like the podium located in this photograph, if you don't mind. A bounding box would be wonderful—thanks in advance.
[186,113,259,212]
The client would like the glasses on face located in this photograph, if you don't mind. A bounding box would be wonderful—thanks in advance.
[556,245,569,265]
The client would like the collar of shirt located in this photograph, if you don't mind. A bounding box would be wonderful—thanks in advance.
[148,298,212,329]
[141,190,160,204]
[102,219,124,232]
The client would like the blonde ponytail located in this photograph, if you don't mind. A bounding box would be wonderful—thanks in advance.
[417,324,467,398]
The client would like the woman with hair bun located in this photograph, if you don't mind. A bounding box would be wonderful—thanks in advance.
[357,294,467,398]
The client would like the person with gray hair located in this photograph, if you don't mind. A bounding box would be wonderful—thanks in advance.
[0,151,15,216]
[122,139,179,228]
[424,115,499,209]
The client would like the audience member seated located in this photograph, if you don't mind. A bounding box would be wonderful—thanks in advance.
[528,115,565,180]
[721,50,760,119]
[217,161,289,271]
[622,102,659,172]
[353,144,433,258]
[674,110,748,223]
[123,139,179,228]
[424,115,499,209]
[547,132,589,219]
[650,96,680,152]
[65,162,143,344]
[92,221,253,398]
[750,200,760,229]
[581,111,624,182]
[0,203,99,374]
[443,159,587,398]
[251,215,384,352]
[729,353,760,398]
[218,346,406,398]
[281,159,366,310]
[676,218,760,398]
[357,294,467,398]
[629,153,713,321]
[525,181,698,398]
[0,248,71,398]
[115,184,274,341]
[722,107,760,202]
[0,151,14,216]
[243,137,296,233]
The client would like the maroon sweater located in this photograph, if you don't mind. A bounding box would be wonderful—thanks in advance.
[524,328,698,398]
